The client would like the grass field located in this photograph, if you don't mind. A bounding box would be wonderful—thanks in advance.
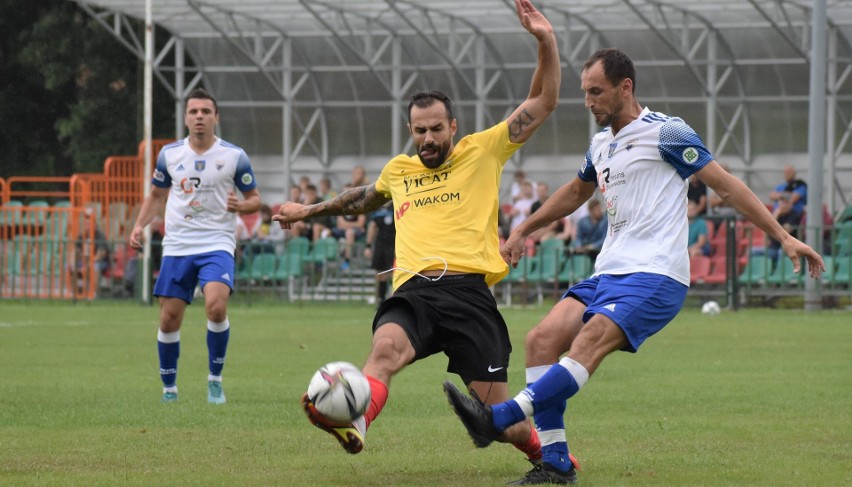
[0,300,850,486]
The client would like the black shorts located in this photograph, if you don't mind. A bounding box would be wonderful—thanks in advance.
[372,273,511,384]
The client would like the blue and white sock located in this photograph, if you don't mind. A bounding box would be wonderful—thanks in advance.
[158,330,180,389]
[492,357,589,432]
[527,365,571,473]
[207,318,230,377]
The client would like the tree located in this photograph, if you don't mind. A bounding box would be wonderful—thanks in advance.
[0,0,174,179]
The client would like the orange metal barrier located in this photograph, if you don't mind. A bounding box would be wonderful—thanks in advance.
[1,138,174,300]
[6,176,73,204]
[0,206,96,300]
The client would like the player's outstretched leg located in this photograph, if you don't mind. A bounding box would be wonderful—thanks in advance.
[301,393,366,454]
[442,381,503,448]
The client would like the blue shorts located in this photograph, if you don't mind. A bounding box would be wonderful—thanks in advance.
[564,273,688,352]
[153,251,235,304]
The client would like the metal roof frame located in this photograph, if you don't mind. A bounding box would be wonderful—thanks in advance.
[73,0,852,210]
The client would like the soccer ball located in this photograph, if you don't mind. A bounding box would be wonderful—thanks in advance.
[307,361,371,424]
[701,300,721,315]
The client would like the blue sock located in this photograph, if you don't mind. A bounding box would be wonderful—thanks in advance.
[207,318,230,377]
[526,366,571,472]
[158,330,180,388]
[493,358,589,432]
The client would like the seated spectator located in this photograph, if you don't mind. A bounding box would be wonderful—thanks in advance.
[769,164,807,233]
[767,164,807,260]
[298,175,312,195]
[509,180,536,232]
[251,204,285,255]
[509,169,527,202]
[572,198,607,260]
[529,181,568,244]
[687,200,711,258]
[319,176,337,201]
[687,174,708,216]
[332,184,367,270]
[350,165,369,187]
[364,201,396,305]
[72,213,110,294]
[300,184,332,241]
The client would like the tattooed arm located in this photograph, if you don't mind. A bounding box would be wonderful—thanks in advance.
[272,184,390,230]
[505,0,561,144]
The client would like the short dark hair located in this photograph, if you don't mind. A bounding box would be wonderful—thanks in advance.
[408,90,454,124]
[584,49,636,93]
[186,88,218,113]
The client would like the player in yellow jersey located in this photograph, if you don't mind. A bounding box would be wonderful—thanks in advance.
[274,0,563,474]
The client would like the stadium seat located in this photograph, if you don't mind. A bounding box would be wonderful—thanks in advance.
[249,252,278,283]
[832,222,852,257]
[832,256,851,287]
[570,254,594,281]
[502,254,542,305]
[766,257,801,287]
[273,253,291,282]
[537,239,565,283]
[738,255,771,287]
[689,255,711,284]
[835,204,852,224]
[704,255,728,285]
[310,237,339,264]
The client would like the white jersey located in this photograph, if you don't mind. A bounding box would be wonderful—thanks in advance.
[577,108,713,285]
[152,137,257,256]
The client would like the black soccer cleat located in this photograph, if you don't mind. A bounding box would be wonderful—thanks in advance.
[442,380,503,448]
[506,460,578,485]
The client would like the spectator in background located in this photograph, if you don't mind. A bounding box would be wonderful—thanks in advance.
[767,164,807,260]
[298,175,312,194]
[530,182,564,243]
[687,200,711,258]
[571,198,606,261]
[73,213,110,294]
[364,201,396,305]
[769,164,807,233]
[235,210,257,265]
[332,184,367,271]
[687,174,707,216]
[350,165,369,188]
[302,184,332,241]
[510,169,527,202]
[509,180,536,232]
[319,176,337,201]
[252,204,285,254]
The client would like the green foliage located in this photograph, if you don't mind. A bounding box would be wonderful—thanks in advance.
[0,0,174,178]
[0,302,849,486]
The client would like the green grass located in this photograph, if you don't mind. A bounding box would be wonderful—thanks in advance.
[0,301,850,486]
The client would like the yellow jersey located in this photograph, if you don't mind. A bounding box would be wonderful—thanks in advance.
[375,122,522,290]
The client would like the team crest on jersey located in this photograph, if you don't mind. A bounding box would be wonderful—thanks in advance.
[195,160,206,171]
[605,197,617,216]
[188,199,205,212]
[682,147,699,164]
[608,143,618,158]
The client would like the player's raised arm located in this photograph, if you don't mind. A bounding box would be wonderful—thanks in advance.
[505,0,561,144]
[273,183,390,230]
